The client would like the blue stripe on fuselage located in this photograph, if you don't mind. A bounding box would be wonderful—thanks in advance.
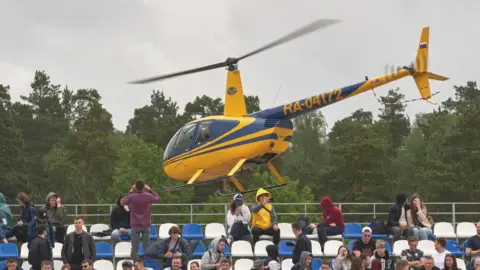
[249,81,365,120]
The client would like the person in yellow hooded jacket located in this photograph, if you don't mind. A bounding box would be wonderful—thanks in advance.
[251,188,280,245]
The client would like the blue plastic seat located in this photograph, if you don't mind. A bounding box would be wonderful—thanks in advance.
[95,242,113,259]
[182,224,204,240]
[344,223,363,239]
[193,241,206,257]
[347,240,355,252]
[279,240,294,257]
[0,243,18,259]
[120,233,131,241]
[311,258,323,270]
[0,261,6,269]
[150,224,158,240]
[446,240,463,257]
[144,260,162,270]
[208,240,231,257]
[366,224,388,239]
[138,243,151,257]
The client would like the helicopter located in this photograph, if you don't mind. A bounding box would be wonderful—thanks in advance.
[129,19,448,197]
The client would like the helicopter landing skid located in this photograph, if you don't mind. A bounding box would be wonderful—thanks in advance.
[160,176,230,191]
[215,183,288,197]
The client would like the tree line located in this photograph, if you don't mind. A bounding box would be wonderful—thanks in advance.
[1,70,479,211]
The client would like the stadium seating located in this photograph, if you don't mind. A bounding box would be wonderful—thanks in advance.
[446,239,463,256]
[66,224,87,234]
[278,222,296,239]
[311,258,323,270]
[53,260,64,269]
[456,258,466,270]
[20,243,28,259]
[418,240,435,256]
[94,259,114,270]
[205,222,227,239]
[344,223,362,239]
[279,240,294,257]
[456,222,476,238]
[231,240,254,257]
[282,258,294,269]
[192,241,206,257]
[311,240,323,257]
[0,243,18,259]
[323,240,342,257]
[433,222,457,238]
[234,258,254,270]
[90,223,111,240]
[144,259,162,270]
[392,240,408,256]
[159,223,178,239]
[96,241,114,259]
[182,223,204,240]
[254,240,273,257]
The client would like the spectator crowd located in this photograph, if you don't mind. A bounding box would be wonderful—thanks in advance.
[0,184,479,270]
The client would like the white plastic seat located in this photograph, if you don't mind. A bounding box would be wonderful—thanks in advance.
[66,224,87,234]
[418,240,435,256]
[234,258,254,270]
[117,260,133,270]
[457,258,466,270]
[22,261,32,269]
[159,223,178,239]
[434,222,456,238]
[259,235,273,240]
[94,259,114,270]
[456,222,476,238]
[231,240,254,257]
[392,240,409,256]
[323,240,343,257]
[307,234,318,239]
[254,240,274,257]
[90,223,111,240]
[278,223,296,239]
[114,241,132,258]
[20,243,29,259]
[188,259,202,269]
[282,258,294,269]
[52,242,63,258]
[311,240,323,256]
[54,260,64,269]
[328,234,343,239]
[7,236,16,242]
[205,223,226,239]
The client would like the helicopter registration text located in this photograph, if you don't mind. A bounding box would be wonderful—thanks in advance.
[283,88,344,115]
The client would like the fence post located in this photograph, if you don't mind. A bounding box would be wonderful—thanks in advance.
[373,203,377,218]
[452,203,456,227]
[190,204,193,223]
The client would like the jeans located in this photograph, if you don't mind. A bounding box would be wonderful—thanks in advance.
[131,226,150,259]
[111,228,132,246]
[390,226,413,242]
[0,227,14,241]
[411,227,432,240]
[251,227,280,245]
[317,223,343,248]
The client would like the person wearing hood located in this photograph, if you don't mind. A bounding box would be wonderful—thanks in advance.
[27,208,55,249]
[15,192,37,245]
[369,240,395,270]
[251,188,280,245]
[0,193,15,243]
[310,197,344,251]
[42,192,67,244]
[144,225,192,270]
[200,237,229,270]
[263,244,281,270]
[291,251,313,270]
[387,193,411,242]
[226,193,251,242]
[110,195,131,247]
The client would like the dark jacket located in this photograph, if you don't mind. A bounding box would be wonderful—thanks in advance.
[20,201,37,225]
[144,236,192,262]
[387,193,409,228]
[319,197,344,231]
[110,196,131,230]
[43,192,67,226]
[263,245,281,269]
[292,233,312,264]
[61,231,96,263]
[371,250,395,270]
[291,251,312,270]
[27,218,55,248]
[28,236,53,270]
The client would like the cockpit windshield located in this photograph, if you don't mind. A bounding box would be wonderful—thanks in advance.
[163,123,197,161]
[163,129,180,161]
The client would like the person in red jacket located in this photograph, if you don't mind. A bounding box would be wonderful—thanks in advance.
[313,197,344,251]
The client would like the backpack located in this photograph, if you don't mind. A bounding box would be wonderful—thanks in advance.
[370,219,388,235]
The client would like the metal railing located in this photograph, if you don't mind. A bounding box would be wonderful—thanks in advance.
[7,202,480,228]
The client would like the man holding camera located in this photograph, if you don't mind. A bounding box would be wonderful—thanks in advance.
[123,180,161,259]
[251,188,280,245]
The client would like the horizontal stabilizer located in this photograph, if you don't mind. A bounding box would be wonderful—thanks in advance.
[428,72,449,81]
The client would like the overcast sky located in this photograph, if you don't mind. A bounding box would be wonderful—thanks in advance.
[0,0,478,132]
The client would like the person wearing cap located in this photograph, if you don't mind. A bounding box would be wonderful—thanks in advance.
[251,188,280,245]
[27,207,55,249]
[353,227,377,257]
[226,193,251,242]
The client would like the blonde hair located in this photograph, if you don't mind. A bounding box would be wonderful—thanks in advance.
[376,239,386,249]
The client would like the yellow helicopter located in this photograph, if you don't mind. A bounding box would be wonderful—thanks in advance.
[129,19,448,196]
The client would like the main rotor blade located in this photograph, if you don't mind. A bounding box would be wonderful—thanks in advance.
[128,61,226,84]
[236,18,341,61]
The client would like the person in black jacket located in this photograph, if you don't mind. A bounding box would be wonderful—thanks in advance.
[387,193,412,242]
[110,195,131,247]
[28,224,53,270]
[292,221,312,264]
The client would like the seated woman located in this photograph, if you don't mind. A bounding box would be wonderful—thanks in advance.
[334,245,353,270]
[226,194,251,242]
[406,193,433,240]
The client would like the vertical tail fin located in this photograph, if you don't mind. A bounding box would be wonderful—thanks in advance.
[412,27,448,102]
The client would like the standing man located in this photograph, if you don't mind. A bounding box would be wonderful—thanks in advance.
[291,221,312,265]
[123,180,161,259]
[28,224,53,270]
[61,217,96,270]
